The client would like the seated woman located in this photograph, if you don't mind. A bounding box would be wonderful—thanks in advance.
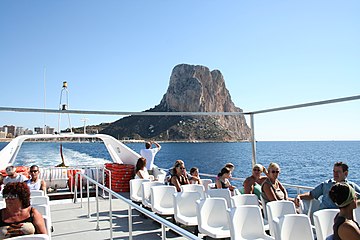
[329,182,360,240]
[0,182,47,238]
[242,164,268,198]
[170,161,190,192]
[26,165,47,192]
[215,167,237,195]
[134,157,154,180]
[189,167,201,184]
[261,162,288,204]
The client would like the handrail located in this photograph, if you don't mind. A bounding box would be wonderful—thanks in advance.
[74,171,200,240]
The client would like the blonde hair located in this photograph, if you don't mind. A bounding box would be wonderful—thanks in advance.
[267,162,280,171]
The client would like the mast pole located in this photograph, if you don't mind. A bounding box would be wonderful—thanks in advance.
[250,113,256,167]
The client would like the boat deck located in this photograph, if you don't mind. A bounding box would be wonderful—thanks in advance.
[49,193,202,240]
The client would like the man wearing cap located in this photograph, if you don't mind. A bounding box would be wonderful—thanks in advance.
[3,166,28,185]
[295,161,360,209]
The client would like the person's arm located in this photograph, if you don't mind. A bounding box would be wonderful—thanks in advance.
[170,176,181,192]
[262,182,278,201]
[243,177,254,194]
[338,221,360,240]
[40,180,47,193]
[32,208,47,234]
[153,141,161,151]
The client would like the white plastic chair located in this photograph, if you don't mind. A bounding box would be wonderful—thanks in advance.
[0,201,5,209]
[173,191,202,226]
[30,190,45,197]
[266,200,297,238]
[231,194,259,208]
[354,206,360,222]
[141,181,163,208]
[279,214,314,240]
[196,197,230,239]
[299,198,321,224]
[151,185,176,215]
[260,195,268,220]
[180,184,205,199]
[313,209,339,240]
[130,179,150,203]
[201,179,213,191]
[227,205,274,240]
[31,196,50,206]
[206,188,232,208]
[32,205,52,237]
[4,234,50,240]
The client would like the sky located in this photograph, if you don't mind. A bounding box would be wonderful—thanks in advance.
[0,1,359,141]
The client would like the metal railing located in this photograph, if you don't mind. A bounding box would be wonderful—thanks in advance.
[74,171,200,240]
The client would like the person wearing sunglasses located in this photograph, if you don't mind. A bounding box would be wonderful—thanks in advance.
[0,182,47,238]
[170,161,190,192]
[25,165,46,192]
[261,162,288,204]
[295,161,360,210]
[242,163,268,199]
[3,166,28,185]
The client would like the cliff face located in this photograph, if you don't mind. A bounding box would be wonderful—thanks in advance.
[101,64,251,141]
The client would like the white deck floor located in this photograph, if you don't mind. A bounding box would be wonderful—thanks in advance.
[49,193,199,240]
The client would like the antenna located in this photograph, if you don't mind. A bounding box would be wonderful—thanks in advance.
[81,117,89,134]
[58,81,73,133]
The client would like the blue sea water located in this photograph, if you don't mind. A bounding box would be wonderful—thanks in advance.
[0,141,359,194]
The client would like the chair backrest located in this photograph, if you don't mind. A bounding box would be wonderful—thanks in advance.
[151,185,176,214]
[354,206,360,222]
[196,197,229,232]
[206,189,232,208]
[201,179,213,191]
[180,184,205,199]
[260,195,268,220]
[173,191,202,225]
[300,198,321,223]
[227,205,272,240]
[266,200,297,238]
[0,201,5,209]
[231,194,259,208]
[33,204,51,217]
[31,190,45,197]
[31,196,50,206]
[313,209,339,240]
[141,181,163,208]
[280,214,314,240]
[130,179,150,202]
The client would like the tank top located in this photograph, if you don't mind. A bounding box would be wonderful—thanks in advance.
[26,179,42,190]
[333,214,360,240]
[261,178,285,204]
[0,208,36,238]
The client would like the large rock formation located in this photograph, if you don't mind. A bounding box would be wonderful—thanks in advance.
[101,64,251,141]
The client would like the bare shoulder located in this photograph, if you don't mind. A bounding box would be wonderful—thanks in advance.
[338,220,360,240]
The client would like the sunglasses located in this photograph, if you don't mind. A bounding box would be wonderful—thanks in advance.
[271,170,280,174]
[253,168,261,172]
[30,170,39,173]
[3,194,18,200]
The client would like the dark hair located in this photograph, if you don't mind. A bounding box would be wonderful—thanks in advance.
[334,162,348,172]
[145,142,151,149]
[329,182,351,208]
[172,160,185,176]
[135,157,147,174]
[30,165,39,170]
[3,182,31,208]
[190,167,198,175]
[218,167,231,177]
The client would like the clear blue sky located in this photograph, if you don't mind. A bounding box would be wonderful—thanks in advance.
[0,1,359,141]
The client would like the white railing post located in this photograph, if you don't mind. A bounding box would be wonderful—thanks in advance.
[87,178,90,218]
[161,224,166,240]
[96,184,100,231]
[80,172,83,207]
[128,205,133,240]
[109,192,113,240]
[250,113,257,167]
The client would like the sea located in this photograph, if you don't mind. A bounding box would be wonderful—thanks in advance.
[0,141,359,196]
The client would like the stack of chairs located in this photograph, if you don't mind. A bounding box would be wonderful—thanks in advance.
[30,191,52,239]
